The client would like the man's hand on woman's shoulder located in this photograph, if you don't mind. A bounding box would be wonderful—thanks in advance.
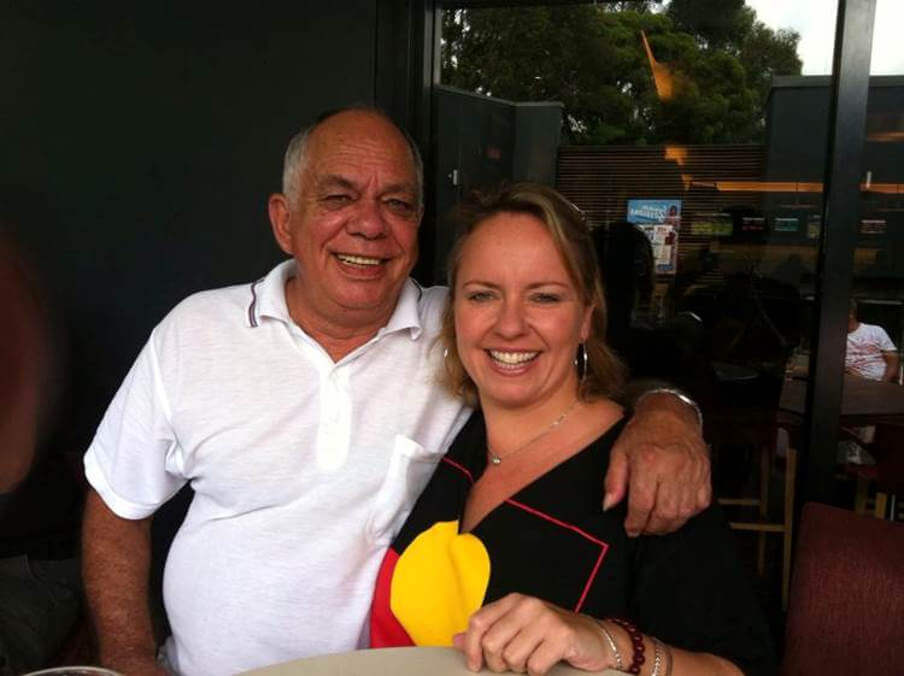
[605,391,711,537]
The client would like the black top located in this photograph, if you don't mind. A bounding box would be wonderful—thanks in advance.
[371,412,776,675]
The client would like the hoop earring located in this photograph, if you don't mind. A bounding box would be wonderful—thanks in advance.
[577,343,588,381]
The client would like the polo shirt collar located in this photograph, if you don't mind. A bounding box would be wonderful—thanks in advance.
[248,259,424,340]
[248,260,295,327]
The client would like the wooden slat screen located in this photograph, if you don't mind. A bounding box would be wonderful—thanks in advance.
[556,144,767,284]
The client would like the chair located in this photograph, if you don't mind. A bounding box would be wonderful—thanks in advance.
[850,420,904,520]
[714,372,798,609]
[782,502,904,675]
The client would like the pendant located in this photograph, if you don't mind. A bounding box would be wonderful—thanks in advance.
[489,453,502,465]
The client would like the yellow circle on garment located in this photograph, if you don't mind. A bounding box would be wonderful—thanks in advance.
[390,520,491,646]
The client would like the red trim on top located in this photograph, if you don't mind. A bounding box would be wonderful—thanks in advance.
[441,456,475,484]
[505,498,610,613]
[370,548,415,647]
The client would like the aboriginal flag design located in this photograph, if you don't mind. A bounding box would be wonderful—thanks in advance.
[369,413,630,648]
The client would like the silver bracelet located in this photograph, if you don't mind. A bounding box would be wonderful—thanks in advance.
[634,387,704,429]
[594,619,624,671]
[651,636,673,676]
[650,636,664,676]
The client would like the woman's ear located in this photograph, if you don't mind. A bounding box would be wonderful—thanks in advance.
[580,303,594,343]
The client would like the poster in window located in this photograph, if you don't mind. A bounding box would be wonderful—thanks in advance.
[627,199,680,275]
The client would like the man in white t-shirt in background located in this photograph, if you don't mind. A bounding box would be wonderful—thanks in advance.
[840,299,900,464]
[81,107,712,676]
[845,299,899,383]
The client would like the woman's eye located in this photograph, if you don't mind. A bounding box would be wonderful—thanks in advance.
[532,293,561,304]
[466,291,494,302]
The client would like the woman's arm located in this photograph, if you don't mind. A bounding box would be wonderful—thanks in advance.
[454,594,741,676]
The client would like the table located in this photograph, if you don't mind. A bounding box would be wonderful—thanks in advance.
[240,646,623,676]
[780,374,904,425]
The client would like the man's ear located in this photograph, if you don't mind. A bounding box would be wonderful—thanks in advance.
[268,193,293,255]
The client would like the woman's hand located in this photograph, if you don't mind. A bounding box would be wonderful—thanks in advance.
[453,593,614,675]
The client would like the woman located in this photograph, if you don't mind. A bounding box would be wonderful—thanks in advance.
[370,183,775,675]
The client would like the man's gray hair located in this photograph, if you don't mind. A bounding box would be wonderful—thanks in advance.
[281,105,424,209]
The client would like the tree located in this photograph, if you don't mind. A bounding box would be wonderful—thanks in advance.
[440,1,802,145]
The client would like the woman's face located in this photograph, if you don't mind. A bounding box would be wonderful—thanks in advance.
[454,211,592,411]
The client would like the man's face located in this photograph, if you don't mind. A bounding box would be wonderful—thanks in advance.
[270,111,422,329]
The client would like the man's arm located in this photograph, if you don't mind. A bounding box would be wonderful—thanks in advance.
[83,489,165,675]
[881,351,900,383]
[604,390,710,537]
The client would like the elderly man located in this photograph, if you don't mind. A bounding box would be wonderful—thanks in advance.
[82,107,710,676]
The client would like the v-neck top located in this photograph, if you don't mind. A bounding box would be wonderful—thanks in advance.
[369,410,776,675]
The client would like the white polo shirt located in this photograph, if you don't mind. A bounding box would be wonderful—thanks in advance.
[84,260,471,676]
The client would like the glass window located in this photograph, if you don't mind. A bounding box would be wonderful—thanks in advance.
[434,0,841,626]
[842,0,904,518]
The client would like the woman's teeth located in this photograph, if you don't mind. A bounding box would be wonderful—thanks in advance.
[488,350,538,366]
[336,254,381,266]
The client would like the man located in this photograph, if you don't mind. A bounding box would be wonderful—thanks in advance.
[846,299,899,383]
[840,299,900,463]
[83,107,710,676]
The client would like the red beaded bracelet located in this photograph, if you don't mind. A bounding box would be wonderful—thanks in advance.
[608,617,645,674]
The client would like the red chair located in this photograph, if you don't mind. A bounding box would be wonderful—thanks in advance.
[782,502,904,675]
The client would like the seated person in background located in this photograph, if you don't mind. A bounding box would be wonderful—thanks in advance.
[370,184,775,676]
[0,227,81,675]
[841,299,900,462]
[845,299,899,383]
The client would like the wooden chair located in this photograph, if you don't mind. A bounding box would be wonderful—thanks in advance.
[714,373,797,609]
[782,502,904,675]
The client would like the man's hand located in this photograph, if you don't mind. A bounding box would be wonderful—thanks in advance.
[605,392,710,536]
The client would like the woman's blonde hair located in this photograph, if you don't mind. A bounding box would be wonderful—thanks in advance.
[440,182,625,406]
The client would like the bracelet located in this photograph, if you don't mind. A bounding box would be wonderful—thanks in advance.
[593,619,624,671]
[650,636,667,676]
[608,617,645,674]
[634,387,704,429]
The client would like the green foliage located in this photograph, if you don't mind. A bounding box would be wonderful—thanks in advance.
[440,2,802,145]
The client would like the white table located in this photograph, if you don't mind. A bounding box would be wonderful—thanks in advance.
[240,646,624,676]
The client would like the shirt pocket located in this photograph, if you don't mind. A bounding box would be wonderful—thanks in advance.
[366,434,442,545]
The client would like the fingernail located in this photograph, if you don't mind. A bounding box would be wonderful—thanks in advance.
[603,493,614,511]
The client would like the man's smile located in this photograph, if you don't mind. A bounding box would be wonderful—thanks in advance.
[334,253,387,267]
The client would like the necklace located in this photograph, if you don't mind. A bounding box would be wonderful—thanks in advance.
[487,398,579,466]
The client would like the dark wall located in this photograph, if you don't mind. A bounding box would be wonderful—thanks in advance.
[1,3,378,453]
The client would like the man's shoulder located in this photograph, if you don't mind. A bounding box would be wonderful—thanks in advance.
[149,279,262,352]
[857,322,893,341]
[165,280,257,324]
